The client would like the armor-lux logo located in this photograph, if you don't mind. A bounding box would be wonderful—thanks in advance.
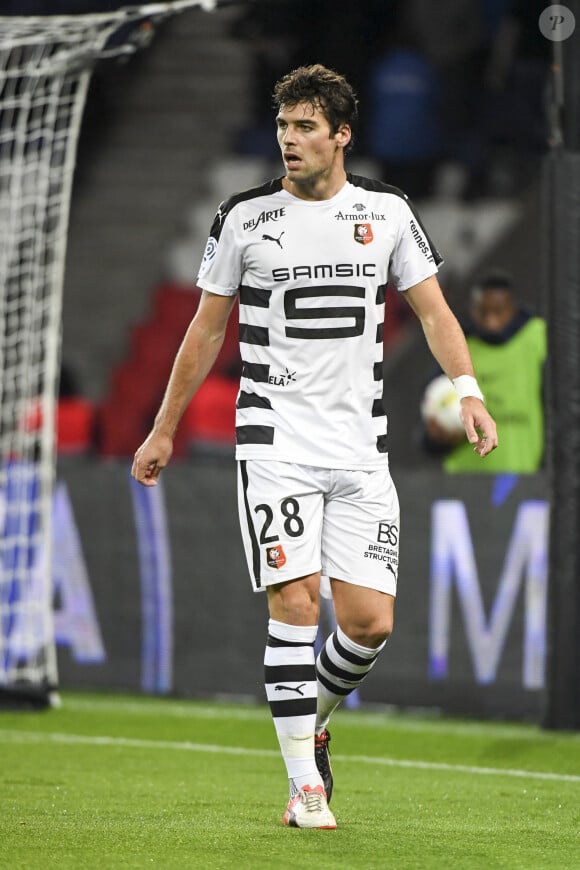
[354,223,373,245]
[266,545,287,569]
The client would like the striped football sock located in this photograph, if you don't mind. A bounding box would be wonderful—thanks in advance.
[315,625,387,732]
[264,618,324,795]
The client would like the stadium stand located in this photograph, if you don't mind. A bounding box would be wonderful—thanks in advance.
[57,398,96,455]
[97,283,240,456]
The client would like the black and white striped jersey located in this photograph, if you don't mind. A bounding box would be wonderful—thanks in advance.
[196,173,442,469]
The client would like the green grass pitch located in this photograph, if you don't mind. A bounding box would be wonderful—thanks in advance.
[1,692,579,869]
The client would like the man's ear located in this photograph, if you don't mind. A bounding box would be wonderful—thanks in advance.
[335,124,352,150]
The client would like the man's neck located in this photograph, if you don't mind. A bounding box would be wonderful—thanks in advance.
[282,169,348,202]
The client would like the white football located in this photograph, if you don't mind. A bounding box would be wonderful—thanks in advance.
[421,374,464,435]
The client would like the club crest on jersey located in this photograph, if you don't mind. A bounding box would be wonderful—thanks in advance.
[354,223,373,245]
[266,545,287,569]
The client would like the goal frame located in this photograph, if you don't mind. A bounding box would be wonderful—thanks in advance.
[0,0,228,708]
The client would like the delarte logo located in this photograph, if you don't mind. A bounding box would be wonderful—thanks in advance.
[244,207,286,232]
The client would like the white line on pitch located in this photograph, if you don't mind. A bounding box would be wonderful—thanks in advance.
[2,729,579,784]
[59,696,573,742]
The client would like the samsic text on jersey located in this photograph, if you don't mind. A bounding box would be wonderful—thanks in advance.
[196,174,442,470]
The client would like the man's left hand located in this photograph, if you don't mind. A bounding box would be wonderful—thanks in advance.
[460,397,499,458]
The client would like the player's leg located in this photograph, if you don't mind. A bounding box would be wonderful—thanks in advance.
[313,584,393,799]
[266,573,322,797]
[331,581,394,647]
[237,460,335,828]
[266,574,335,827]
[315,466,399,797]
[317,582,394,729]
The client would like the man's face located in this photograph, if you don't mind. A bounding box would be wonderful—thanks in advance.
[276,101,350,185]
[471,287,517,333]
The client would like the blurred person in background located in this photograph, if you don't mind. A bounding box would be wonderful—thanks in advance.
[394,0,488,196]
[365,19,444,199]
[422,269,546,472]
[476,0,551,195]
[132,64,497,830]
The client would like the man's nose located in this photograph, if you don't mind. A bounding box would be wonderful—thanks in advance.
[281,126,295,144]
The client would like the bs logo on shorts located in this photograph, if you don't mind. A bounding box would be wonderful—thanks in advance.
[266,545,287,569]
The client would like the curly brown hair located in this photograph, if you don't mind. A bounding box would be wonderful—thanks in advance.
[272,64,358,152]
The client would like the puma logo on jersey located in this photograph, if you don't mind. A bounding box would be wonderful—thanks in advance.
[262,232,285,249]
[274,683,307,696]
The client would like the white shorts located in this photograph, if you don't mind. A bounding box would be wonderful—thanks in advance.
[237,460,400,596]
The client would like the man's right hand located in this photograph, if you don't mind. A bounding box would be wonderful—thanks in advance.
[131,431,174,486]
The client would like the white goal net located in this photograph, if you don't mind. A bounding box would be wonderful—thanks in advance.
[0,1,217,707]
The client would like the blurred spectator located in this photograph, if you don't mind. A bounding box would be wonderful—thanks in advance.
[365,21,443,198]
[397,0,488,191]
[475,0,551,195]
[231,0,302,158]
[421,269,546,473]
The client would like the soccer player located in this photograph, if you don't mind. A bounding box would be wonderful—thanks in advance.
[131,64,498,829]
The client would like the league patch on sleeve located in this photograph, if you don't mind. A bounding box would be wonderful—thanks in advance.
[199,236,218,274]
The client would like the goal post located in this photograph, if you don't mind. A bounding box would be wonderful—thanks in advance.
[0,0,224,709]
[542,2,580,730]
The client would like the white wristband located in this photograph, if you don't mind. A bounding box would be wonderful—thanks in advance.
[453,375,484,402]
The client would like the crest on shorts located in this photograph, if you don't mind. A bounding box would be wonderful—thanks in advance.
[354,223,373,245]
[266,545,287,569]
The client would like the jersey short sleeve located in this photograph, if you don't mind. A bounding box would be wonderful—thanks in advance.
[389,198,443,292]
[196,201,242,297]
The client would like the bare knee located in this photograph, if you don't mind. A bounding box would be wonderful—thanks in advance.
[267,574,320,626]
[344,616,393,650]
[332,582,394,649]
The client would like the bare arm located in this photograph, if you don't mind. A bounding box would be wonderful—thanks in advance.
[131,290,237,485]
[404,275,498,457]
